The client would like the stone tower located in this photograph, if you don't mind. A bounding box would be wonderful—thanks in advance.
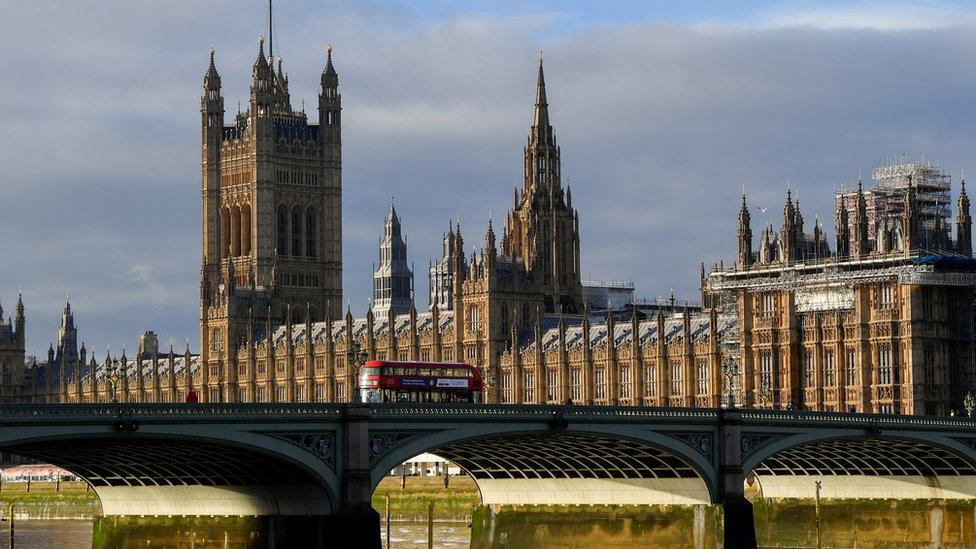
[0,294,26,403]
[54,298,78,366]
[372,200,414,317]
[198,36,343,402]
[501,56,583,314]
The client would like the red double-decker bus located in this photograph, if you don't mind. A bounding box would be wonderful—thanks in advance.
[358,361,483,404]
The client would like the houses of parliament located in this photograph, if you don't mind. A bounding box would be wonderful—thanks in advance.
[3,29,976,416]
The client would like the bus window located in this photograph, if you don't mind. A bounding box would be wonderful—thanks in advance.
[362,367,379,376]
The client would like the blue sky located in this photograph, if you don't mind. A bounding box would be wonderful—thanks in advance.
[3,1,976,356]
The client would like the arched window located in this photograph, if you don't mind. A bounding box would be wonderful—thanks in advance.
[230,205,241,256]
[306,208,316,258]
[292,206,302,256]
[220,207,231,258]
[276,206,288,255]
[241,204,252,256]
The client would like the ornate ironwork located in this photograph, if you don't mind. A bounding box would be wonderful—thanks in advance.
[273,432,337,470]
[669,432,713,461]
[368,431,427,467]
[740,433,781,459]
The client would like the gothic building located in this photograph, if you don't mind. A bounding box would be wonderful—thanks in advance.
[198,37,343,403]
[0,294,26,403]
[705,162,976,415]
[13,35,976,416]
[372,201,414,317]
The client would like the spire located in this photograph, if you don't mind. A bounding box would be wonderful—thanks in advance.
[958,171,972,256]
[267,0,274,59]
[738,192,753,268]
[533,51,550,129]
[204,46,220,89]
[252,35,273,81]
[322,44,338,86]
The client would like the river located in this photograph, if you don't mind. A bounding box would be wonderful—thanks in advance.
[0,520,472,548]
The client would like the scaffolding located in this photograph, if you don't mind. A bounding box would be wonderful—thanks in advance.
[835,158,952,250]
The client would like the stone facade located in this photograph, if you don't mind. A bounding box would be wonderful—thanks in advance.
[11,40,976,415]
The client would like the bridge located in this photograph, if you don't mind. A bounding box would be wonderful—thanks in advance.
[3,404,976,548]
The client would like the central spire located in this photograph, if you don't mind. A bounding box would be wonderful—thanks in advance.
[533,51,550,130]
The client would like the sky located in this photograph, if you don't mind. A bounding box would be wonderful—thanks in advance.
[3,0,976,356]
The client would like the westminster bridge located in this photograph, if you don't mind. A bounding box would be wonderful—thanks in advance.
[3,404,976,548]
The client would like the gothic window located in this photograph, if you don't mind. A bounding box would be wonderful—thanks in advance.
[824,351,835,386]
[306,208,317,258]
[670,363,681,395]
[803,350,814,388]
[501,372,512,403]
[276,206,288,255]
[315,383,326,402]
[238,387,249,403]
[296,384,306,403]
[336,381,346,402]
[241,204,252,256]
[1,360,10,385]
[697,361,708,395]
[761,293,776,315]
[645,366,657,397]
[620,366,631,399]
[547,370,558,402]
[257,386,268,402]
[878,345,893,385]
[595,368,606,401]
[760,350,773,391]
[292,207,302,256]
[275,384,287,402]
[469,306,480,333]
[571,369,583,401]
[523,371,535,403]
[221,207,231,258]
[845,349,856,386]
[211,329,221,354]
[230,205,241,256]
[880,284,894,309]
[923,344,935,385]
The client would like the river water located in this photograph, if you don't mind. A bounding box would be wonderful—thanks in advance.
[3,500,976,548]
[0,520,471,548]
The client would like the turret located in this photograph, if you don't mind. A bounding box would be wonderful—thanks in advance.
[14,292,24,346]
[958,176,972,256]
[781,190,796,262]
[250,35,275,117]
[737,193,752,268]
[319,44,341,144]
[853,179,869,258]
[835,195,850,258]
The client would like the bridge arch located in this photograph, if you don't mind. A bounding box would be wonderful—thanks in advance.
[369,424,718,506]
[742,432,976,500]
[0,428,339,516]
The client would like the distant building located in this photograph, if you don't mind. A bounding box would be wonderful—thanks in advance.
[0,294,26,403]
[582,280,635,311]
[703,161,976,415]
[372,201,414,318]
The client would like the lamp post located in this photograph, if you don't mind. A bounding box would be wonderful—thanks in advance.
[480,366,494,404]
[722,357,739,409]
[346,341,369,403]
[104,358,119,404]
[965,392,975,418]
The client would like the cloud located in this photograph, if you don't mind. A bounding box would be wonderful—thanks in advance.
[3,1,976,355]
[755,1,976,30]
